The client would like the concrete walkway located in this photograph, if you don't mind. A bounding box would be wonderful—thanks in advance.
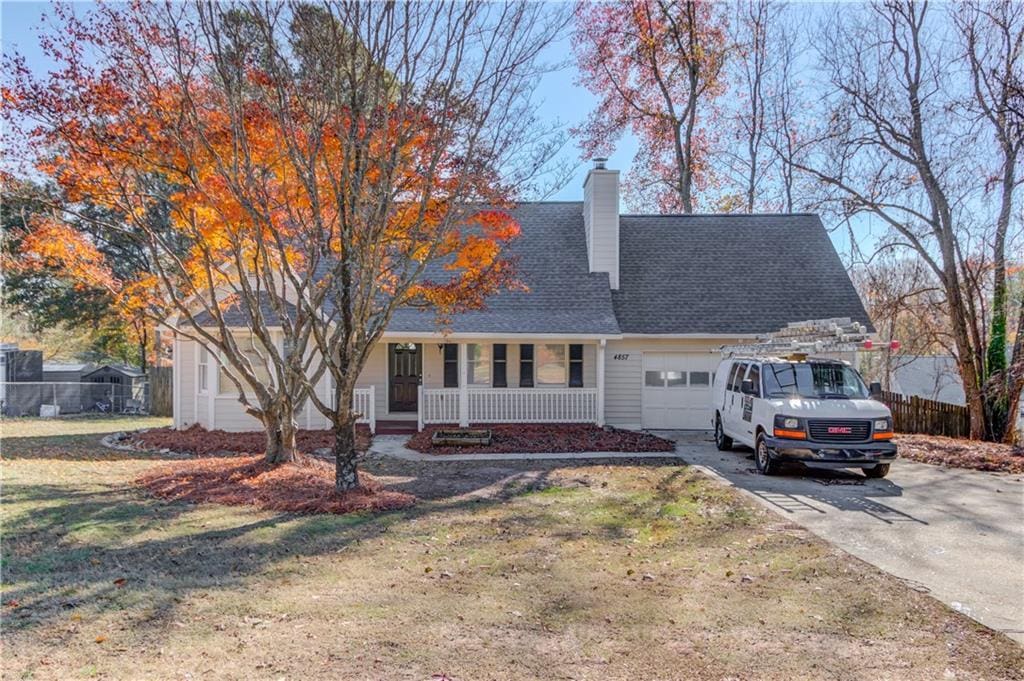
[667,431,1024,644]
[367,434,678,462]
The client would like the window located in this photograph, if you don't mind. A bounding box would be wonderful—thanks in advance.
[493,344,507,387]
[467,344,490,386]
[568,344,584,387]
[762,361,870,399]
[198,345,209,393]
[218,333,274,395]
[443,344,458,387]
[536,344,566,385]
[729,363,748,392]
[645,370,662,387]
[689,371,711,387]
[746,364,761,397]
[519,344,534,387]
[665,371,686,387]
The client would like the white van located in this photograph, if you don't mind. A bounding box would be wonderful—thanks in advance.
[711,356,897,477]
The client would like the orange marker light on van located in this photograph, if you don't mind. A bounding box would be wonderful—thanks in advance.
[773,428,806,439]
[872,431,894,441]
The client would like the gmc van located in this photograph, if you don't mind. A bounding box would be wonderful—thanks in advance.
[712,356,897,477]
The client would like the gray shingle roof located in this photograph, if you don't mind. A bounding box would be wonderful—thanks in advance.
[612,213,871,335]
[204,207,869,338]
[386,202,621,335]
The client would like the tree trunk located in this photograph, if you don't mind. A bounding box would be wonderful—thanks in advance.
[333,419,360,491]
[264,415,300,464]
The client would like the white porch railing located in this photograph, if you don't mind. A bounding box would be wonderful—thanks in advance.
[353,386,376,433]
[419,387,460,429]
[419,386,597,428]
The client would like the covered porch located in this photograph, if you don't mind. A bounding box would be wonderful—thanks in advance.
[374,336,609,431]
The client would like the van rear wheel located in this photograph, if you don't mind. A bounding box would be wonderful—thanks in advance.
[714,416,733,451]
[755,433,781,475]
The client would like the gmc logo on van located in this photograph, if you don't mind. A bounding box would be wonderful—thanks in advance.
[827,426,853,434]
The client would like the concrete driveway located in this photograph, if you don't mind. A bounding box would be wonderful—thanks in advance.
[668,431,1024,644]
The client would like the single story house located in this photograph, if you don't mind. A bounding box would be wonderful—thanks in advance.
[170,161,871,433]
[890,355,966,406]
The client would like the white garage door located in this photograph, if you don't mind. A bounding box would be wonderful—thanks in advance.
[642,353,716,430]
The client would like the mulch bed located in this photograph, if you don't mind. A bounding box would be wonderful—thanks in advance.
[135,424,372,457]
[137,455,415,515]
[406,423,675,455]
[895,433,1024,474]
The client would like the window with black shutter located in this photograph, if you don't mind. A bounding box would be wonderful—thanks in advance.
[443,344,458,387]
[569,344,584,387]
[519,344,534,387]
[493,344,507,387]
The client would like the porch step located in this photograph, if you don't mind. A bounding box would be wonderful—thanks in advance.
[375,419,418,435]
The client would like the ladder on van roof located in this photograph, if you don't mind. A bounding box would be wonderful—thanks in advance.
[717,318,899,358]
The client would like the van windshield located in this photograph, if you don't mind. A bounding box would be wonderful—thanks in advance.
[762,362,870,399]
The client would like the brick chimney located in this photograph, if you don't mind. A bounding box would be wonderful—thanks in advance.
[583,158,620,289]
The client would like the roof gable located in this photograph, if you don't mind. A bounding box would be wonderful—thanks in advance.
[612,213,871,335]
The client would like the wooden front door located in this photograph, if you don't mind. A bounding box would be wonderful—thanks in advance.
[388,343,421,412]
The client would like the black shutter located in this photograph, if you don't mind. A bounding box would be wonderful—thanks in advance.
[569,344,584,387]
[443,344,458,387]
[493,344,507,387]
[519,344,534,387]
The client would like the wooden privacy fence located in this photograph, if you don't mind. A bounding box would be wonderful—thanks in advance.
[148,366,173,417]
[879,390,970,439]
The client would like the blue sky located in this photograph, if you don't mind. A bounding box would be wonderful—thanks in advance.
[2,0,870,258]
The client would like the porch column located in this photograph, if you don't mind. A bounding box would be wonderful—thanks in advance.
[172,332,181,429]
[457,342,469,426]
[596,339,606,427]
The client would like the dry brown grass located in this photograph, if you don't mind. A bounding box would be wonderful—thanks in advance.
[3,418,1022,680]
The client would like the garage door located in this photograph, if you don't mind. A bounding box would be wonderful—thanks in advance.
[642,353,715,429]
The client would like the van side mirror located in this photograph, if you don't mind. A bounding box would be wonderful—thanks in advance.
[869,382,882,398]
[741,378,756,395]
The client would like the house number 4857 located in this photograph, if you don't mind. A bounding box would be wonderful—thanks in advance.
[612,354,630,360]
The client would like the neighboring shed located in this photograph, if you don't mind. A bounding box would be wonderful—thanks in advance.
[40,362,97,414]
[81,364,147,412]
[42,361,96,383]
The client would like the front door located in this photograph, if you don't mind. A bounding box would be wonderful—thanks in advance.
[388,343,421,412]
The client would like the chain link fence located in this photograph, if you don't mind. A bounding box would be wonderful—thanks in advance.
[0,381,150,417]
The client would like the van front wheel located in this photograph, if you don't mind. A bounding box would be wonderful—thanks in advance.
[715,416,733,451]
[755,434,781,475]
[864,464,890,479]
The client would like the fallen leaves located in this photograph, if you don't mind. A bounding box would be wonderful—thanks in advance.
[134,425,372,457]
[137,455,415,515]
[407,424,675,455]
[894,434,1024,474]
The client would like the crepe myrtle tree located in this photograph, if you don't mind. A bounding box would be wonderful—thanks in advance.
[183,1,570,489]
[6,1,567,486]
[4,3,343,464]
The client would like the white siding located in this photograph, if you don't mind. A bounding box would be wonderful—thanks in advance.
[583,168,620,289]
[177,340,196,428]
[605,338,746,429]
[182,337,603,431]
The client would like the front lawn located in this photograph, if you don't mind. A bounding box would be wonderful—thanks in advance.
[3,418,1022,679]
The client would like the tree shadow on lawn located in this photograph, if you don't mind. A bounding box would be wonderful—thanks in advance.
[2,453,690,637]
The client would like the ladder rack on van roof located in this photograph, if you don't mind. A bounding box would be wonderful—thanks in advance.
[717,317,885,358]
